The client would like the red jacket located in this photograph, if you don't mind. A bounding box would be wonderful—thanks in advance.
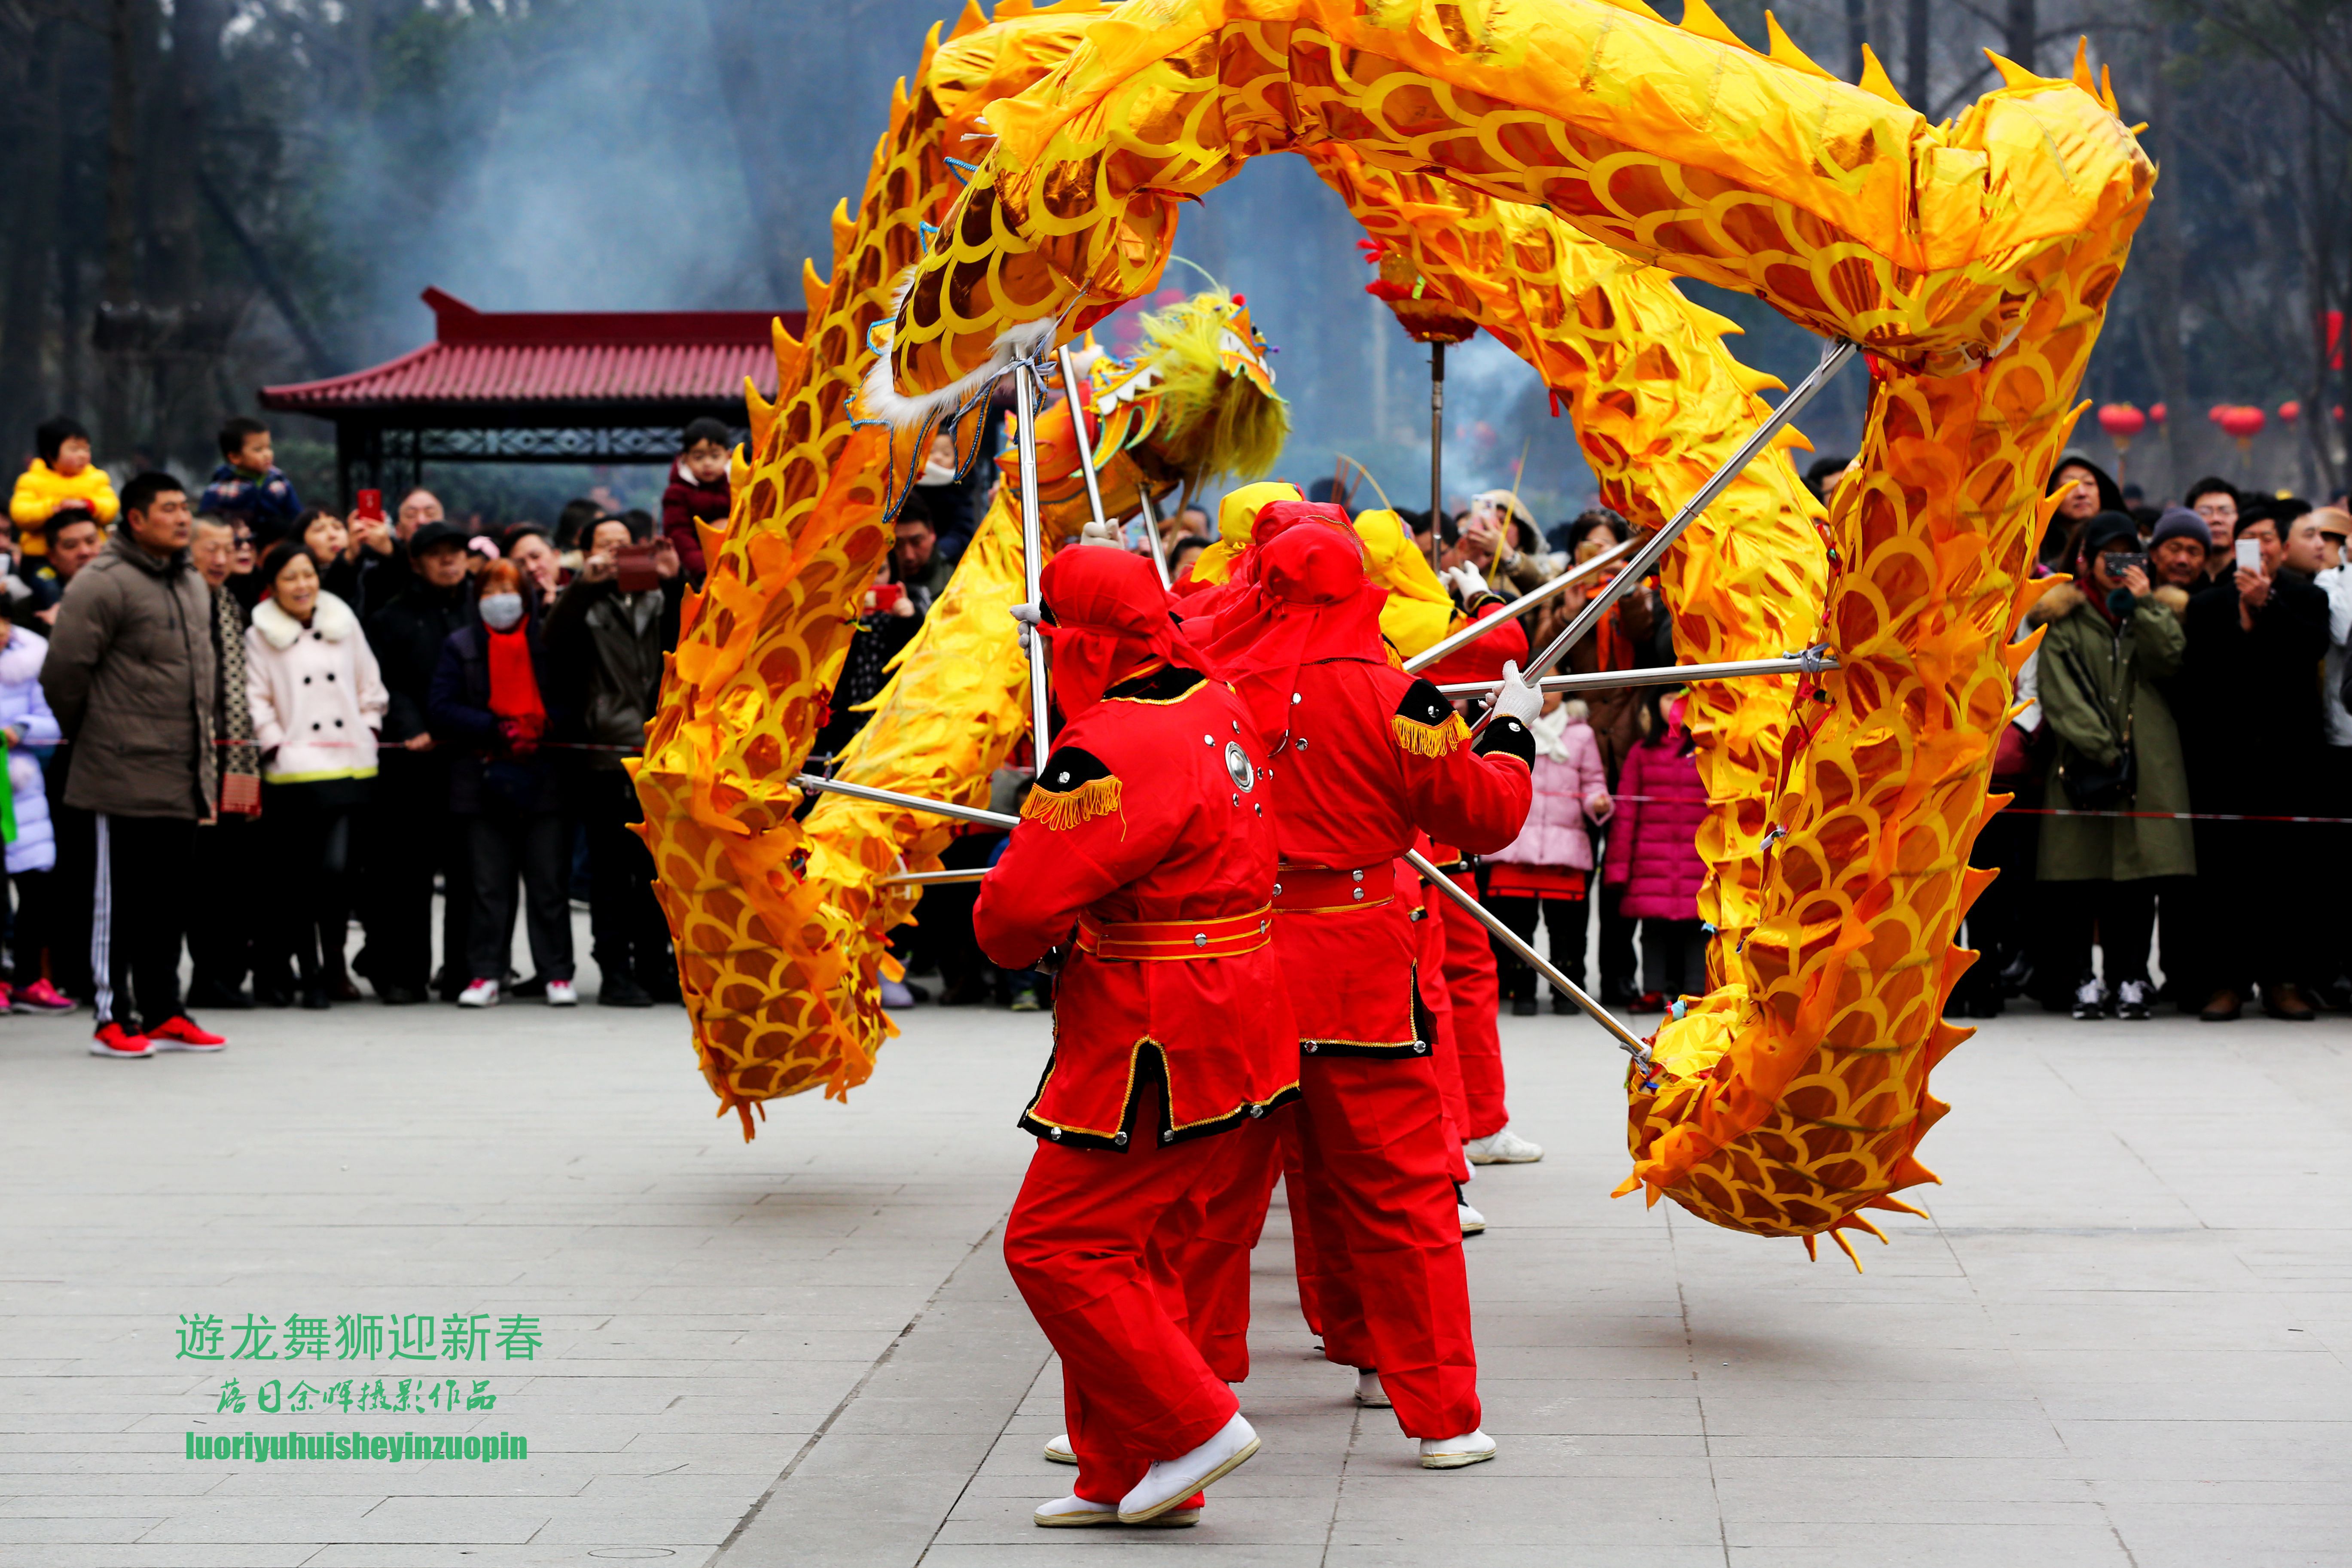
[1266,661,1535,1054]
[973,668,1296,1149]
[1603,722,1707,919]
[660,462,729,578]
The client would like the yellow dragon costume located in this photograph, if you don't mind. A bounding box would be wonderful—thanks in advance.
[642,0,2152,1263]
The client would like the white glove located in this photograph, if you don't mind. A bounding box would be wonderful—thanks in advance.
[1010,600,1043,655]
[1446,562,1489,600]
[1493,659,1542,727]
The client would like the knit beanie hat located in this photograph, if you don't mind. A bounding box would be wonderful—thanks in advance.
[2149,507,2212,550]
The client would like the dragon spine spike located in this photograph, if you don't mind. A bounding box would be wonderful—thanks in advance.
[1676,0,1759,54]
[1983,48,2042,89]
[1857,44,1907,107]
[2101,63,2117,111]
[917,22,941,79]
[1763,12,1836,79]
[1866,1194,1931,1219]
[801,257,832,322]
[830,198,857,269]
[2072,36,2096,91]
[950,0,986,38]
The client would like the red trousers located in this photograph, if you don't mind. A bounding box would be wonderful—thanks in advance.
[1291,1052,1482,1438]
[1158,1108,1289,1382]
[1436,872,1509,1139]
[1004,1130,1242,1503]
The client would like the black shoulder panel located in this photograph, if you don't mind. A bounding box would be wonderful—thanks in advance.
[1394,677,1454,729]
[1034,745,1115,795]
[1104,665,1207,703]
[1474,715,1538,768]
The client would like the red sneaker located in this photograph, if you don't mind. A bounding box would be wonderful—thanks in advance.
[89,1022,153,1059]
[14,979,75,1013]
[147,1016,227,1052]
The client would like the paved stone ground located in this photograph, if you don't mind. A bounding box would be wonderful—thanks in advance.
[1,950,2346,1567]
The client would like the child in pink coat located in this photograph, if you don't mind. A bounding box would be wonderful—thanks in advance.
[1483,696,1611,1014]
[1602,692,1709,1010]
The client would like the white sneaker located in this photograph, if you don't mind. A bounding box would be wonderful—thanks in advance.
[1354,1370,1391,1408]
[1034,1492,1198,1528]
[1043,1432,1076,1465]
[1419,1428,1498,1469]
[2071,975,2105,1019]
[545,980,578,1007]
[1464,1127,1544,1164]
[1116,1412,1258,1522]
[1459,1200,1487,1236]
[457,979,499,1008]
[2115,978,2151,1020]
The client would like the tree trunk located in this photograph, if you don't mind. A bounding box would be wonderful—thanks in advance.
[2004,0,2035,70]
[0,13,64,445]
[1846,0,1867,82]
[152,0,221,463]
[1905,0,1931,110]
[98,0,143,457]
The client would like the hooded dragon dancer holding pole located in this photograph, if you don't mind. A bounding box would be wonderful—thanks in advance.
[631,0,2152,1519]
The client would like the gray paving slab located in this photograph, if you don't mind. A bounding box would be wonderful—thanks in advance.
[0,932,2346,1566]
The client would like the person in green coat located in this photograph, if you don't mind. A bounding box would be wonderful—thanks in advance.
[2028,511,2194,1021]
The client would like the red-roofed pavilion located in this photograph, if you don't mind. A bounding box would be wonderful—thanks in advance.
[261,288,804,506]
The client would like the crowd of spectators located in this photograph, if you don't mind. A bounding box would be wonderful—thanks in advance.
[3,412,705,1058]
[10,394,2346,1051]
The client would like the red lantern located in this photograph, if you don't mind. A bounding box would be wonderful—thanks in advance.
[2218,405,2267,452]
[2097,403,2147,443]
[2148,402,2167,425]
[2209,404,2231,424]
[2279,400,2302,423]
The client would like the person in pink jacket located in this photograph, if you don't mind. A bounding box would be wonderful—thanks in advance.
[1483,696,1611,1015]
[1602,691,1709,1011]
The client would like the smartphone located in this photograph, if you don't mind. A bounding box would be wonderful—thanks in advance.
[2236,538,2263,574]
[2109,551,2148,578]
[613,540,660,594]
[354,488,384,524]
[866,581,905,615]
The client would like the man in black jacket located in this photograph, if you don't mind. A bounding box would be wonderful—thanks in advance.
[360,521,477,1002]
[544,518,684,1005]
[2180,506,2331,1020]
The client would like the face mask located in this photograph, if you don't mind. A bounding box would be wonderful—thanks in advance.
[918,459,957,487]
[480,593,524,632]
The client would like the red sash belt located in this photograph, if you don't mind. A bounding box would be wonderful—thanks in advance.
[1075,905,1273,961]
[1272,864,1394,913]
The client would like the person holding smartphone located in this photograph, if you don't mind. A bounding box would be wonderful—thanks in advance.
[2029,512,2194,1022]
[544,517,685,1006]
[2178,505,2331,1020]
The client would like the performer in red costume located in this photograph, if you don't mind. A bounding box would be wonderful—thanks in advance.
[1201,517,1541,1468]
[975,545,1294,1528]
[1416,566,1545,1173]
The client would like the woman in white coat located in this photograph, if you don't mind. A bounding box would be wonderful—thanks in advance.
[247,541,387,1009]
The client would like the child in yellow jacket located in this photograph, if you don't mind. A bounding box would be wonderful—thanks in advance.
[9,417,117,560]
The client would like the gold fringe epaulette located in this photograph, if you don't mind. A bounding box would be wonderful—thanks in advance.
[1022,774,1123,830]
[1391,711,1467,758]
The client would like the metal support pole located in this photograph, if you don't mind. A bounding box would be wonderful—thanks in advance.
[1470,339,1857,736]
[881,867,992,887]
[1057,344,1111,539]
[1013,360,1054,755]
[1406,849,1652,1066]
[794,773,1019,831]
[1428,340,1446,566]
[1137,486,1172,588]
[1435,651,1837,700]
[1400,537,1635,674]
